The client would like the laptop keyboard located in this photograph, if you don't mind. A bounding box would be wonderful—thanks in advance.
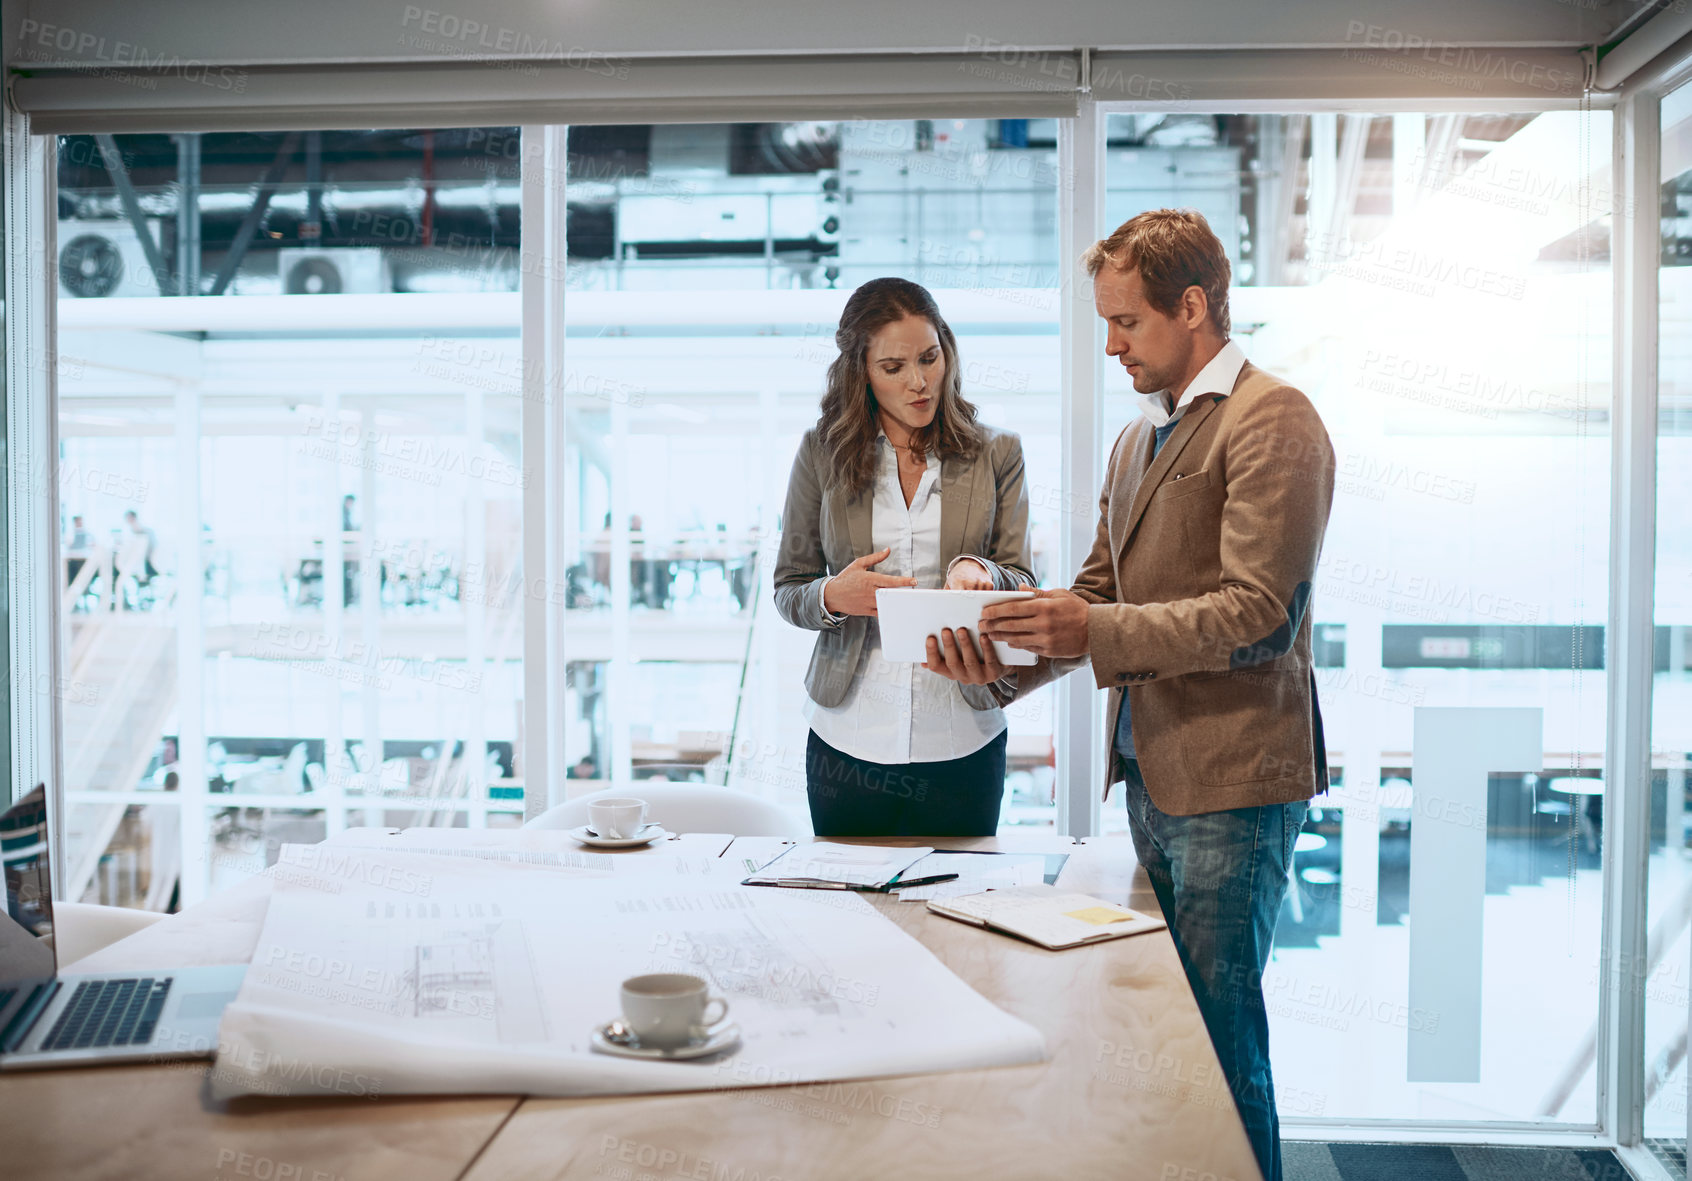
[41,977,173,1051]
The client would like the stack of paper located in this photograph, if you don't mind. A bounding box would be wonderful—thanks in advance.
[741,842,933,890]
[889,852,1050,901]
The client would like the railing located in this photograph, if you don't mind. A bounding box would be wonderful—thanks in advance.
[59,553,181,905]
[61,545,111,615]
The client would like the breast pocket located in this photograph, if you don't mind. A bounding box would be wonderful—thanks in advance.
[1140,470,1224,589]
[1151,468,1214,503]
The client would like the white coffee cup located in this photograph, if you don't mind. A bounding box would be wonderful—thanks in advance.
[588,797,648,839]
[619,973,730,1049]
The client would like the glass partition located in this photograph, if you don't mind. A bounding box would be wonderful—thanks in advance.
[39,104,1635,1135]
[54,128,526,909]
[1092,108,1613,1125]
[1644,77,1692,1165]
[560,119,1062,827]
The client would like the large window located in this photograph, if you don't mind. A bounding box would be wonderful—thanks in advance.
[54,129,524,907]
[1090,109,1613,1124]
[39,97,1644,1138]
[557,119,1063,828]
[1644,77,1692,1158]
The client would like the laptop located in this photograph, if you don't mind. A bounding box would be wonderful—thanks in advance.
[0,785,245,1070]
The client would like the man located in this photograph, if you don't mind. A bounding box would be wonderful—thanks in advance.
[926,208,1333,1181]
[122,509,158,583]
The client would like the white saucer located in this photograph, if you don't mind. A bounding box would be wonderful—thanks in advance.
[590,1021,741,1060]
[566,822,669,848]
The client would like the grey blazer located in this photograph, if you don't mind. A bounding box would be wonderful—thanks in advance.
[773,425,1035,712]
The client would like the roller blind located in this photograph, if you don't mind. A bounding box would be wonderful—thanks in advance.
[7,45,1597,135]
[1085,48,1593,110]
[8,53,1084,134]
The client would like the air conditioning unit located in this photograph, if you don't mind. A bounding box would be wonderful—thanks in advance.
[276,248,391,295]
[57,219,164,298]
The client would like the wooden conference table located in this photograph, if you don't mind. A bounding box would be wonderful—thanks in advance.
[2,829,1261,1181]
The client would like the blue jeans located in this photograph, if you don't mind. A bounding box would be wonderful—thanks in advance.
[1119,757,1306,1181]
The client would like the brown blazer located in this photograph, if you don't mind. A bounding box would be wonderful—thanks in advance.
[1020,361,1335,816]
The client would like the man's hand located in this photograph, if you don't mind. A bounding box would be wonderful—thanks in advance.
[944,558,994,591]
[979,587,1090,659]
[822,547,916,616]
[923,627,1007,685]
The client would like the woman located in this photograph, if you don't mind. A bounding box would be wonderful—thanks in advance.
[774,277,1035,836]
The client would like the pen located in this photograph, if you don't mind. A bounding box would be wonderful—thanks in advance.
[887,872,962,890]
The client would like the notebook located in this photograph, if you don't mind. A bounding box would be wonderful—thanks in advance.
[741,843,935,891]
[926,883,1167,950]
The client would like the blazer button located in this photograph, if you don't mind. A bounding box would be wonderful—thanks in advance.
[1116,673,1128,682]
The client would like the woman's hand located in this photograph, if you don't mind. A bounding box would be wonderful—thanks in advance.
[924,627,1007,685]
[944,558,994,591]
[822,547,916,616]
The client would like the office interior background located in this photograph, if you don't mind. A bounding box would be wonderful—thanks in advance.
[5,0,1692,1173]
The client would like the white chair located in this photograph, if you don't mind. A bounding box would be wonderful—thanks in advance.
[231,742,308,795]
[49,902,168,970]
[527,783,808,837]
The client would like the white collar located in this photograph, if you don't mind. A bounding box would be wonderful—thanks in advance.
[1135,339,1247,428]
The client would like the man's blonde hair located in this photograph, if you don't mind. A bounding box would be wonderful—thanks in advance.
[1082,208,1231,336]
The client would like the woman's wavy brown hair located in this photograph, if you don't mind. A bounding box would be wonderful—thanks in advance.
[817,277,982,498]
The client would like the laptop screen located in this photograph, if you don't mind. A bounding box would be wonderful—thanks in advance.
[2,786,54,939]
[0,786,58,993]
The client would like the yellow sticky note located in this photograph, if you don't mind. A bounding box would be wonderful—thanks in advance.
[1064,905,1136,926]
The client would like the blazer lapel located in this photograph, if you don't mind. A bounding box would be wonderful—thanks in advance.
[939,454,977,563]
[1118,394,1222,549]
[841,482,873,564]
[1110,421,1154,555]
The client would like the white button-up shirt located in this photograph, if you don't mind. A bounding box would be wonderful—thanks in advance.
[805,434,1008,764]
[1134,338,1246,426]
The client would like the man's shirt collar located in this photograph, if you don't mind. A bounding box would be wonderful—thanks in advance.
[1135,338,1247,428]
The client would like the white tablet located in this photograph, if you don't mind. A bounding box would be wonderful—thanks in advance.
[874,588,1039,666]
